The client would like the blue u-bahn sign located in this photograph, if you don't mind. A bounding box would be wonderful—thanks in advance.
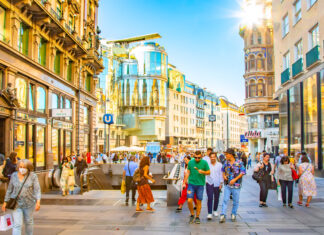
[103,114,114,124]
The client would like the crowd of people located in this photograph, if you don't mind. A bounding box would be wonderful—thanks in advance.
[0,147,319,234]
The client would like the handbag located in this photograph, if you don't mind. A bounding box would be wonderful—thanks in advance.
[291,168,299,180]
[6,173,30,210]
[252,168,265,182]
[268,175,277,190]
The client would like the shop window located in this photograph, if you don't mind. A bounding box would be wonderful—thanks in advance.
[289,84,301,153]
[28,125,34,164]
[36,126,45,168]
[65,131,72,157]
[29,84,34,111]
[54,50,61,75]
[60,96,64,109]
[38,38,47,67]
[15,78,27,109]
[0,6,5,41]
[36,87,46,113]
[18,22,29,56]
[303,74,318,168]
[85,74,91,92]
[52,128,59,166]
[67,60,73,82]
[65,99,72,121]
[14,123,26,159]
[279,92,288,155]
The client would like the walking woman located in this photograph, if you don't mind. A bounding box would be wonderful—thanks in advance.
[2,152,19,180]
[277,156,294,208]
[136,156,155,212]
[254,153,275,207]
[60,156,74,196]
[2,159,41,235]
[175,156,196,212]
[298,155,317,207]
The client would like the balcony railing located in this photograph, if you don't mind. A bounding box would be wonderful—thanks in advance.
[306,45,320,68]
[64,23,74,35]
[50,8,62,21]
[281,68,290,85]
[292,58,303,77]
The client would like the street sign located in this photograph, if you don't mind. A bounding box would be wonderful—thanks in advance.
[103,114,114,124]
[209,114,216,122]
[240,134,249,143]
[51,109,72,117]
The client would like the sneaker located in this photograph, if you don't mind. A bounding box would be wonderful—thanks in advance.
[195,217,201,224]
[207,214,213,220]
[213,211,219,217]
[175,208,182,213]
[231,214,236,222]
[259,204,263,207]
[263,204,268,208]
[189,215,195,224]
[288,204,294,209]
[219,214,226,223]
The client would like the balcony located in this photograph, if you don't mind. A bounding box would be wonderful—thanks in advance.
[281,68,290,85]
[292,58,303,77]
[64,23,74,35]
[306,45,320,68]
[50,8,62,21]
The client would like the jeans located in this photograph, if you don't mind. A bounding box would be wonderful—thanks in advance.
[259,180,269,202]
[221,185,241,217]
[12,205,35,235]
[279,180,293,204]
[206,183,220,214]
[125,176,136,200]
[187,184,204,201]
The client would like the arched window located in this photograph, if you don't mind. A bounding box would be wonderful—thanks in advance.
[257,79,264,97]
[256,54,265,70]
[249,54,256,71]
[249,79,256,97]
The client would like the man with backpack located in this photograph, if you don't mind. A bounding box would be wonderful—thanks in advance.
[122,155,138,204]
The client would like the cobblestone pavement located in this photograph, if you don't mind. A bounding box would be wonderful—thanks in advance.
[2,167,324,235]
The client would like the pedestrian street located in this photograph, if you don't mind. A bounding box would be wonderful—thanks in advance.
[2,168,324,235]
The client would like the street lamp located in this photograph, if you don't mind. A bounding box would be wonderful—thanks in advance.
[216,96,229,150]
[204,96,216,150]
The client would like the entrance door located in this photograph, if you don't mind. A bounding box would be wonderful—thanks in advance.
[0,118,5,155]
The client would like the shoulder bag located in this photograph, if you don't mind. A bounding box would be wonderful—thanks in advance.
[252,166,265,182]
[6,173,30,210]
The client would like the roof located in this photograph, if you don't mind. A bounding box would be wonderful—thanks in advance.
[106,33,162,44]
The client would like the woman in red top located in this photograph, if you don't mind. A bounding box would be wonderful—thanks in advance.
[136,156,155,212]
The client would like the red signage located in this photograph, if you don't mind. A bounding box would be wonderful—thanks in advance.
[245,130,261,138]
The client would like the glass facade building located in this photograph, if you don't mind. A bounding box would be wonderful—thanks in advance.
[279,69,324,171]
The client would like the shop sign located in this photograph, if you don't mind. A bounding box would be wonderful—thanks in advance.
[245,130,261,138]
[240,134,249,143]
[51,109,72,117]
[52,120,73,130]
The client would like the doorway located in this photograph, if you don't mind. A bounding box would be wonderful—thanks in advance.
[0,118,5,155]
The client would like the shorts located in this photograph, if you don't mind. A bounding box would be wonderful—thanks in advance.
[187,184,204,201]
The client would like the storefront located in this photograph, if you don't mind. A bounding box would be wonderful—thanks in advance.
[278,69,324,173]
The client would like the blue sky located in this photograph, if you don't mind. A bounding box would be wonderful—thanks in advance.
[98,0,244,105]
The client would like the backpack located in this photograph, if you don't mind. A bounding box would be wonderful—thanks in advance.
[132,168,141,182]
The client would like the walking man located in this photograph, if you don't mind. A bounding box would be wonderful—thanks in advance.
[122,155,138,204]
[183,151,210,224]
[220,148,246,223]
[206,152,223,220]
[203,147,213,162]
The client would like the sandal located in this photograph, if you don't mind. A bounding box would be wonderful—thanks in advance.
[297,201,303,206]
[305,203,310,208]
[136,208,144,212]
[146,208,155,212]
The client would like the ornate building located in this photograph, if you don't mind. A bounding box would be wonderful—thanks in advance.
[239,0,279,156]
[0,0,103,170]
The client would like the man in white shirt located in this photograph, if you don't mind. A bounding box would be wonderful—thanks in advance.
[206,152,223,220]
[203,148,213,163]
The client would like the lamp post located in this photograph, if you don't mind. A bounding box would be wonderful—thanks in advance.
[204,96,216,150]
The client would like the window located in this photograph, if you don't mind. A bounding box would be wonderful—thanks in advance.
[283,51,290,70]
[52,93,59,109]
[36,87,46,113]
[85,73,91,91]
[256,54,265,70]
[38,38,47,66]
[249,54,256,71]
[29,84,34,111]
[294,0,301,24]
[308,0,317,8]
[0,6,5,41]
[36,126,45,167]
[295,39,303,60]
[67,60,73,82]
[56,0,62,17]
[83,106,89,124]
[257,79,264,97]
[282,14,289,37]
[309,24,319,49]
[249,80,256,97]
[14,123,26,159]
[257,31,262,44]
[54,50,61,75]
[0,69,3,90]
[88,33,92,49]
[18,22,29,56]
[68,14,75,31]
[15,78,27,108]
[250,34,254,45]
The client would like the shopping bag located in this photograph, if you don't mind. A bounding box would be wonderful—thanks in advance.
[121,180,126,194]
[0,213,13,231]
[277,186,282,201]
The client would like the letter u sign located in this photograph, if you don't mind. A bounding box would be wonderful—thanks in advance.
[103,114,114,124]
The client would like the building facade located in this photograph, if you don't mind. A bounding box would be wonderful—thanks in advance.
[239,0,279,157]
[272,0,324,174]
[0,0,103,170]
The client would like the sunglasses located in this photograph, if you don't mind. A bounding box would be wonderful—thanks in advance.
[194,157,202,159]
